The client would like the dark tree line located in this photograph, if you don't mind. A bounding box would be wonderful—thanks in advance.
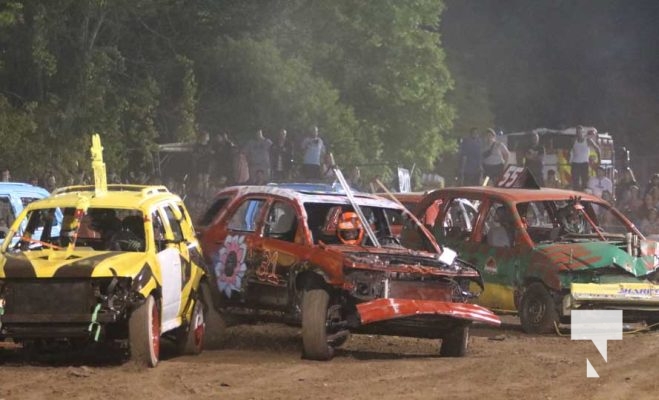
[0,1,456,183]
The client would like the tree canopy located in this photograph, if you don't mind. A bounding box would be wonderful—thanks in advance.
[0,0,458,183]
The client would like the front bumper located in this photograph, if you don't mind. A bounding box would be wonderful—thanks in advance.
[568,282,659,312]
[356,298,501,327]
[0,279,128,339]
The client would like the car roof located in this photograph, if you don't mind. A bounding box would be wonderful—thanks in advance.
[214,185,404,210]
[0,182,50,197]
[27,184,182,210]
[266,182,366,194]
[431,186,604,204]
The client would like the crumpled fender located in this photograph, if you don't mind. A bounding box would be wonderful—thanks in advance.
[356,298,501,326]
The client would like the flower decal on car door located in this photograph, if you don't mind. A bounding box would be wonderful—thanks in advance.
[212,235,247,297]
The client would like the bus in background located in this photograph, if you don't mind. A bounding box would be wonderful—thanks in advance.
[499,126,615,190]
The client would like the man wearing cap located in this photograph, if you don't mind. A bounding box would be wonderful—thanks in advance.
[587,166,613,198]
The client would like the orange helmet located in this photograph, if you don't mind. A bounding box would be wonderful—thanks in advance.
[337,211,364,245]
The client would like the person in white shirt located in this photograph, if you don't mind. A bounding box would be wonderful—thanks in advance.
[587,166,613,198]
[301,126,326,180]
[570,126,601,190]
[481,128,510,185]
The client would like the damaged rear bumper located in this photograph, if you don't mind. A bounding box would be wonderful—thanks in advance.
[356,298,501,327]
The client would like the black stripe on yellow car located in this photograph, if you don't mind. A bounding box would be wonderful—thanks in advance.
[2,254,37,278]
[181,254,191,288]
[53,253,124,278]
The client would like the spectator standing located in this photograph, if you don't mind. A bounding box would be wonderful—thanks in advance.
[194,130,213,196]
[1,168,10,182]
[301,126,325,180]
[636,192,656,225]
[643,173,659,199]
[569,125,600,191]
[587,166,613,198]
[458,128,482,186]
[347,166,363,191]
[545,169,561,188]
[44,170,57,192]
[481,128,510,185]
[234,149,250,185]
[615,167,637,202]
[522,132,545,186]
[618,184,642,221]
[244,129,273,182]
[211,132,235,184]
[271,128,293,182]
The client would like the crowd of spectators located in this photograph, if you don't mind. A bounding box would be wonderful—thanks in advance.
[457,126,659,237]
[167,125,364,218]
[0,125,352,220]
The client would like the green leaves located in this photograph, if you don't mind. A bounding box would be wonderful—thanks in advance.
[0,0,458,185]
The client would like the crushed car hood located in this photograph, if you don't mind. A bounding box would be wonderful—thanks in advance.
[534,240,659,277]
[328,245,476,273]
[0,251,150,279]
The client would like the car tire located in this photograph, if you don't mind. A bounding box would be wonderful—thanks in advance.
[129,294,160,367]
[176,298,205,355]
[199,281,227,349]
[301,288,334,361]
[439,324,469,357]
[519,282,559,334]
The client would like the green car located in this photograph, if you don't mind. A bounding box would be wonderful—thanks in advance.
[409,185,659,333]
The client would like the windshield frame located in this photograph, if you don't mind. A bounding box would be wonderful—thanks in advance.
[516,198,641,246]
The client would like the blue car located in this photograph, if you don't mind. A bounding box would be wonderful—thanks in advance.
[0,182,59,243]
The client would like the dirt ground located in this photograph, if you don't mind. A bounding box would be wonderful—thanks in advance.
[2,316,659,400]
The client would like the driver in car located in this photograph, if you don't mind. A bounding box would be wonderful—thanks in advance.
[337,211,364,245]
[558,205,586,234]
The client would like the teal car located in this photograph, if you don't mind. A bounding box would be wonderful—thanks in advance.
[410,186,659,333]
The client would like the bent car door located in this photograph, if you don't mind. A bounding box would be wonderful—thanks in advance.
[246,198,302,309]
[210,197,267,305]
[466,201,521,311]
[153,207,183,330]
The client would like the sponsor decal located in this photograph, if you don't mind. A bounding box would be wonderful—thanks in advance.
[212,235,247,298]
[617,287,659,297]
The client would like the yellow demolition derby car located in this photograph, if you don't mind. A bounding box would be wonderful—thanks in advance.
[0,135,207,367]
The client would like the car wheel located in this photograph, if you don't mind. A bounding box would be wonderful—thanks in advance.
[129,294,160,367]
[519,282,559,334]
[199,281,227,349]
[302,289,334,361]
[176,298,205,355]
[439,324,469,357]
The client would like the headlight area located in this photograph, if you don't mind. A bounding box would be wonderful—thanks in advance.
[343,269,470,303]
[91,276,136,315]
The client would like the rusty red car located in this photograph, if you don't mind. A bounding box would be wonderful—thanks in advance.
[197,185,500,360]
[410,180,659,334]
